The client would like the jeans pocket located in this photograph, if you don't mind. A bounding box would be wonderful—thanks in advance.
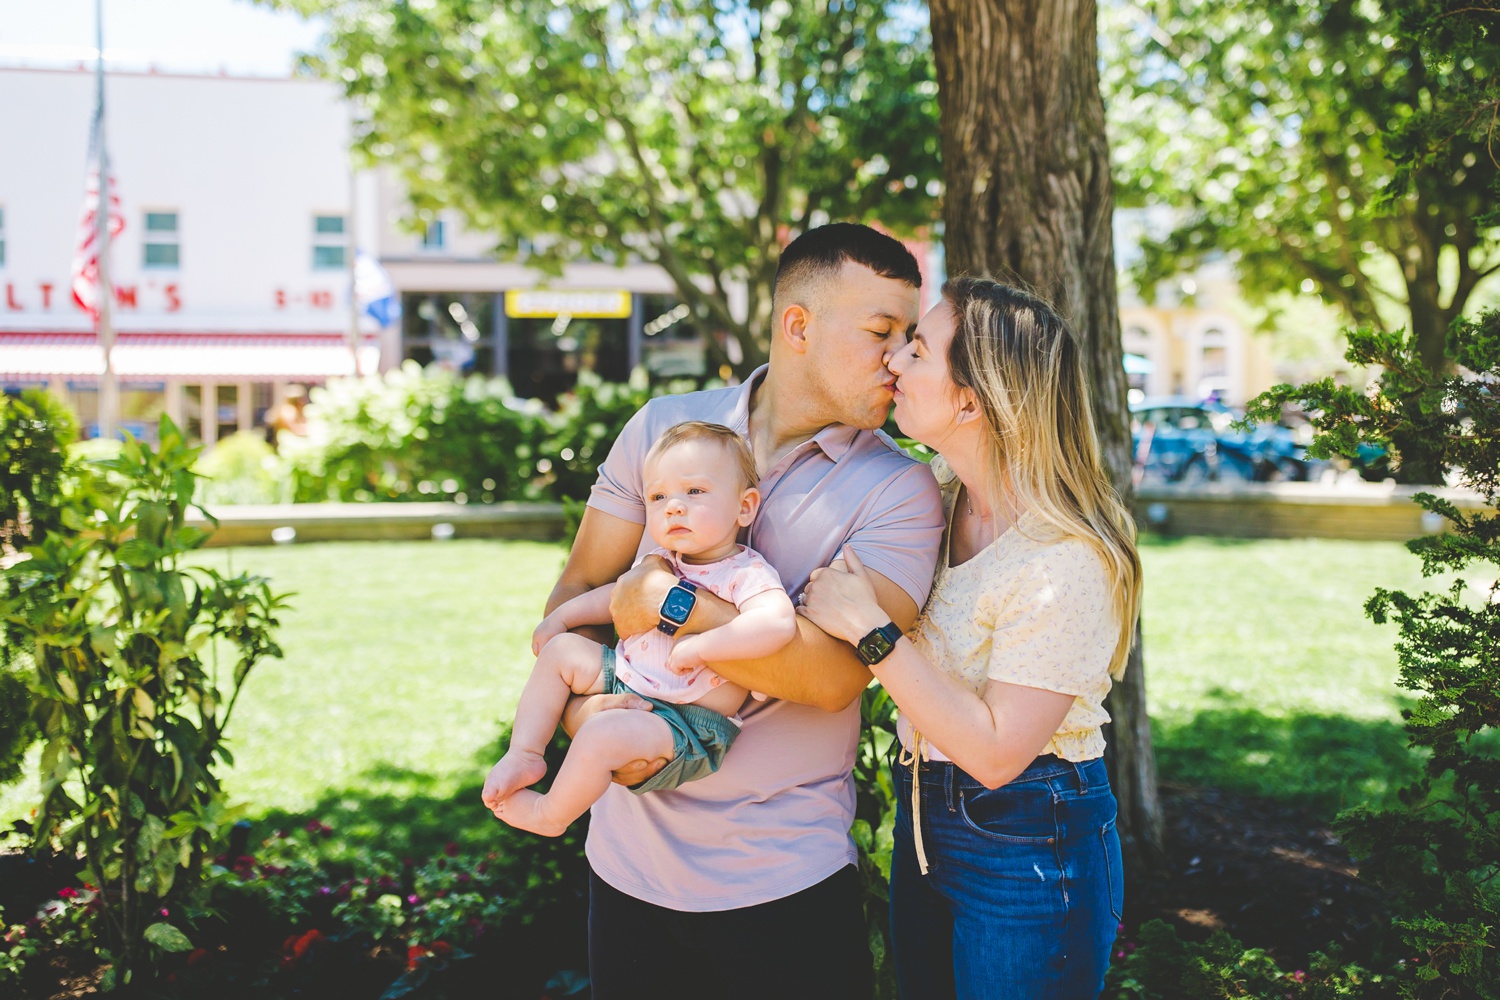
[1101,817,1124,923]
[956,781,1058,844]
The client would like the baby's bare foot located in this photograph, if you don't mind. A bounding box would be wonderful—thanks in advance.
[493,789,569,838]
[480,750,547,810]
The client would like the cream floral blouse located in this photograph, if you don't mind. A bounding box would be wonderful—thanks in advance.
[900,457,1119,763]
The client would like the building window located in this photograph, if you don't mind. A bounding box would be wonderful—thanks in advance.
[421,219,446,251]
[312,214,347,270]
[143,211,180,269]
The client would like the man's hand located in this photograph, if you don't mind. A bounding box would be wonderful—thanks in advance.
[666,635,707,675]
[560,691,670,787]
[609,553,679,637]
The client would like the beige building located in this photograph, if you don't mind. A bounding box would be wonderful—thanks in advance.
[1113,211,1276,406]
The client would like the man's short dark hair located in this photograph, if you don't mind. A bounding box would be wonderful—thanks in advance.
[773,223,922,309]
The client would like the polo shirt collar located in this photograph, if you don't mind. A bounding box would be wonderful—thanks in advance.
[730,364,860,462]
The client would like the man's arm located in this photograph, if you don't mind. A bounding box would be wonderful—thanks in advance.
[545,506,645,641]
[549,507,659,743]
[611,559,919,713]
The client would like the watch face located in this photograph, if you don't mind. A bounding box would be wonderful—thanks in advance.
[661,586,696,625]
[858,630,895,665]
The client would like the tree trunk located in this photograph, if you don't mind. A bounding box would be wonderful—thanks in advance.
[928,0,1166,872]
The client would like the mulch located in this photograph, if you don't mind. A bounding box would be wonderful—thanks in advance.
[1127,784,1389,964]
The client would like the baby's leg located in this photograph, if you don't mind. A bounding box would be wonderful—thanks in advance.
[693,679,750,718]
[481,634,607,810]
[495,708,675,837]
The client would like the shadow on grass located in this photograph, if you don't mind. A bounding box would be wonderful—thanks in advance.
[1138,532,1267,549]
[251,760,502,862]
[1152,694,1424,820]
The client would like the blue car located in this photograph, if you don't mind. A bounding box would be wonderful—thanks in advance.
[1131,397,1314,484]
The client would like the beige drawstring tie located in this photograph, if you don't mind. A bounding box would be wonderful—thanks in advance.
[898,730,932,875]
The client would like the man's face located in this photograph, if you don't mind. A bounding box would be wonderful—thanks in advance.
[801,262,921,430]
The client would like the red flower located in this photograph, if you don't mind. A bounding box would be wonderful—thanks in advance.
[281,928,325,966]
[187,948,209,966]
[56,886,79,900]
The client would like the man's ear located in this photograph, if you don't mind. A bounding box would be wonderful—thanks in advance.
[777,304,811,354]
[737,486,762,527]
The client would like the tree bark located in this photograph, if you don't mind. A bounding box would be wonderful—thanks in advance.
[928,0,1167,872]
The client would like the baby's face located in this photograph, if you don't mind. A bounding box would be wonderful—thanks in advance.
[643,439,755,558]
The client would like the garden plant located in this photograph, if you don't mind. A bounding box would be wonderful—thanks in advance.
[1,416,289,988]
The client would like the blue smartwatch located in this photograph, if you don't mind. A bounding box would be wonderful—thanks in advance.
[657,578,699,636]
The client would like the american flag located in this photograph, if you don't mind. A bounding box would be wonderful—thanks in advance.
[70,135,124,320]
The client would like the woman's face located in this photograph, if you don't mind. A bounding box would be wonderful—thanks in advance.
[887,299,970,452]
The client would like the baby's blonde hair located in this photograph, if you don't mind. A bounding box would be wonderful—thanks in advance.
[645,421,759,490]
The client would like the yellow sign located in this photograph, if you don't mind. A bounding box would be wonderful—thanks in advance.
[505,289,632,319]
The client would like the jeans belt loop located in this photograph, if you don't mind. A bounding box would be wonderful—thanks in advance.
[897,731,932,876]
[1076,759,1090,795]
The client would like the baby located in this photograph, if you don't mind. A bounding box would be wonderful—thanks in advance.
[481,420,797,836]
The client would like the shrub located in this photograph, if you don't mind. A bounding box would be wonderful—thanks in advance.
[282,365,715,506]
[1104,919,1388,999]
[2,416,290,988]
[1,389,76,552]
[0,390,80,789]
[194,430,283,506]
[1246,311,1500,999]
[281,363,541,503]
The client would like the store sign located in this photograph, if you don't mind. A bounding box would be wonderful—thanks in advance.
[505,289,632,319]
[6,281,181,312]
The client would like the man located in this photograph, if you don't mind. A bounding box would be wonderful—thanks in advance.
[548,223,946,999]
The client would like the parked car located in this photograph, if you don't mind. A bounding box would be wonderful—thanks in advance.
[1130,396,1315,484]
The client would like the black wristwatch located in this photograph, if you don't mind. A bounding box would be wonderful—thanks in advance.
[855,622,903,666]
[657,579,699,636]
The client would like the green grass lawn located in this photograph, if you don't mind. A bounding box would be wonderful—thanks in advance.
[3,534,1467,856]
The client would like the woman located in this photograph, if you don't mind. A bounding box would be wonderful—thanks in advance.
[800,278,1140,1000]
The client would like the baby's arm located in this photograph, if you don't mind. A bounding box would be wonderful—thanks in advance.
[666,589,797,675]
[532,582,617,655]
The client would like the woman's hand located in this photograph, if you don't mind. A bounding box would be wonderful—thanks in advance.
[797,548,892,646]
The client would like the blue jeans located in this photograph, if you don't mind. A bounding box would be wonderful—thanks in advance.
[889,754,1124,1000]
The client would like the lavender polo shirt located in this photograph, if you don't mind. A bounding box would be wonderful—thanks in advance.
[585,367,945,911]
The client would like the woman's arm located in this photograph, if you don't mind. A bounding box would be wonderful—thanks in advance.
[798,549,1073,789]
[869,646,1074,788]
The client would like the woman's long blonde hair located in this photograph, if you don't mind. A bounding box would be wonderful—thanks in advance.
[943,277,1142,679]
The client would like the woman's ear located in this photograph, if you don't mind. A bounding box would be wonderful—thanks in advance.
[954,387,983,426]
[738,487,762,526]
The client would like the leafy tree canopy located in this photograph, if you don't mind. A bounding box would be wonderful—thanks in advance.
[1102,0,1500,371]
[261,0,942,372]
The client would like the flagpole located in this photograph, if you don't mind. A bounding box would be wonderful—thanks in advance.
[347,103,362,378]
[94,0,118,441]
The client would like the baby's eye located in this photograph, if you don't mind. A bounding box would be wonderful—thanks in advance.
[687,487,705,495]
[649,493,665,502]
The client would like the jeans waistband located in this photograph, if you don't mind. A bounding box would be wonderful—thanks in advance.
[893,749,1108,793]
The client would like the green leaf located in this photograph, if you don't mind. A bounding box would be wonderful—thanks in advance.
[114,538,160,568]
[143,922,193,953]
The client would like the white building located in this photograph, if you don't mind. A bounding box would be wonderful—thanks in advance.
[0,64,707,442]
[0,65,380,441]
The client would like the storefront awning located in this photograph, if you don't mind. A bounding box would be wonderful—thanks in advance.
[0,332,380,382]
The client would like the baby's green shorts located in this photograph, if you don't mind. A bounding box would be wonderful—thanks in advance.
[600,646,740,794]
